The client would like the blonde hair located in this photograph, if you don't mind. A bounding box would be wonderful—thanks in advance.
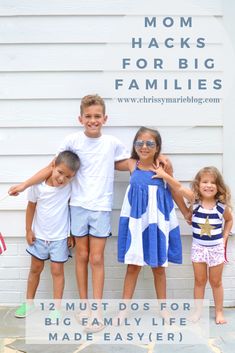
[191,166,232,208]
[80,94,105,115]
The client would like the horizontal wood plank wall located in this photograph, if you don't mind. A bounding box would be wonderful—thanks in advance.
[0,99,223,126]
[0,0,223,16]
[1,0,234,306]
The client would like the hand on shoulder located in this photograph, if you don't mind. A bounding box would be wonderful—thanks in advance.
[150,165,167,179]
[157,154,173,175]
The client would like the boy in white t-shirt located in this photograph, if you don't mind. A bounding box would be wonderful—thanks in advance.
[15,150,80,318]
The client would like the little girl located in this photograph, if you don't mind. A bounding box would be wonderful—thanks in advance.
[117,127,184,301]
[154,165,233,324]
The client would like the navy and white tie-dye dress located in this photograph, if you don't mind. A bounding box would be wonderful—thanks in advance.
[118,165,182,267]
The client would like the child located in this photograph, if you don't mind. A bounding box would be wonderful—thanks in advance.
[15,151,80,318]
[153,165,233,324]
[117,127,183,301]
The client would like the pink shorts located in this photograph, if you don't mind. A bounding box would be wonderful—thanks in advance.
[191,242,225,267]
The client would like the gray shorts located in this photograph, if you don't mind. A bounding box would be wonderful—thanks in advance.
[70,206,111,238]
[27,238,71,263]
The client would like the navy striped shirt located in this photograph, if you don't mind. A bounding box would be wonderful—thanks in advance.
[192,202,225,246]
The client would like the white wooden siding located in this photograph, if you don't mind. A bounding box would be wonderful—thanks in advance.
[0,154,222,184]
[0,44,223,72]
[0,208,191,237]
[0,99,223,127]
[0,0,222,16]
[0,16,224,44]
[0,72,223,99]
[0,126,223,155]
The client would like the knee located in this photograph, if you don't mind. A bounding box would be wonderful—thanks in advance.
[209,277,222,289]
[89,253,104,267]
[195,276,207,287]
[30,263,44,276]
[51,266,64,278]
[76,248,89,263]
[152,267,165,277]
[126,264,141,275]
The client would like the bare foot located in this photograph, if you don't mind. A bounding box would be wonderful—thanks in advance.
[160,309,171,324]
[75,310,90,325]
[188,309,202,323]
[84,318,104,333]
[215,311,227,324]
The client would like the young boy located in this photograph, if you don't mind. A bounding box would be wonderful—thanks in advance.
[15,150,80,318]
[57,95,130,300]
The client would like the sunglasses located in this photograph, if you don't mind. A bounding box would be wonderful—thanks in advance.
[134,140,157,149]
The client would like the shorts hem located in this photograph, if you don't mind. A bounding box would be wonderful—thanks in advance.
[26,249,48,261]
[71,233,89,238]
[89,232,112,238]
[50,257,71,263]
[72,232,112,238]
[192,259,224,267]
[26,249,71,263]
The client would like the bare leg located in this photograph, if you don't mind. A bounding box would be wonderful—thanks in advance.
[152,267,166,299]
[152,267,169,320]
[75,236,89,299]
[122,264,142,299]
[209,263,226,324]
[113,264,141,325]
[77,237,107,332]
[26,256,44,301]
[193,262,207,299]
[89,237,107,299]
[191,262,207,322]
[50,262,65,300]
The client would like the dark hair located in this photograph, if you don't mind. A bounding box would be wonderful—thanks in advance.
[80,94,106,115]
[131,127,162,160]
[55,151,80,173]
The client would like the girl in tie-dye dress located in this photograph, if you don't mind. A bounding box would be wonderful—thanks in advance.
[117,127,184,300]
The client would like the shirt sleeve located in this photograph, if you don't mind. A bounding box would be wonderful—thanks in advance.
[114,137,130,162]
[57,134,75,154]
[27,185,39,203]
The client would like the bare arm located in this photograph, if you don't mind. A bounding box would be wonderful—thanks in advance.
[151,165,193,222]
[8,160,54,196]
[152,165,195,203]
[115,159,130,171]
[26,201,37,245]
[223,207,233,243]
[115,158,136,173]
[115,153,173,172]
[171,189,192,222]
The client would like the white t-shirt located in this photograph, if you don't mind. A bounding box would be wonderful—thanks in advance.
[58,132,129,211]
[28,182,71,241]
